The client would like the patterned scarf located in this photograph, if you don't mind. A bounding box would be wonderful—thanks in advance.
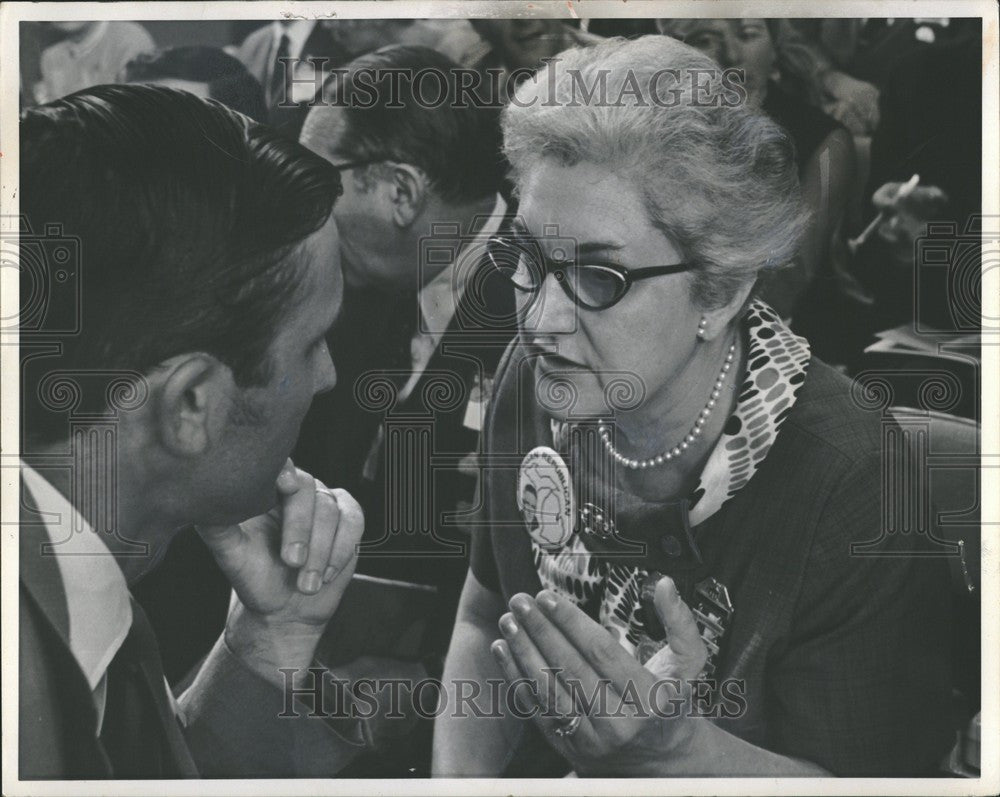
[531,300,811,658]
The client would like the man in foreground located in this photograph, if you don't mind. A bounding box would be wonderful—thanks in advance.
[19,84,366,778]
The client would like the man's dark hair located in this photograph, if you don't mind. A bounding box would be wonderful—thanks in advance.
[315,44,504,203]
[124,46,268,122]
[20,84,342,447]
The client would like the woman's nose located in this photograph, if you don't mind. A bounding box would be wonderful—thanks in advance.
[522,271,576,336]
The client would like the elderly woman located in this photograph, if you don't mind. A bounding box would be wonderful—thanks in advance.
[432,36,951,777]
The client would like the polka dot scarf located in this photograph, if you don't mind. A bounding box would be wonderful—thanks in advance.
[532,299,811,658]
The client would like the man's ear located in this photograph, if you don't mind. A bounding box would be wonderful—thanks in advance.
[701,280,755,341]
[156,353,233,457]
[388,163,429,228]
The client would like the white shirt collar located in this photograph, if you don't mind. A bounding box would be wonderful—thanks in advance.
[271,20,317,59]
[21,463,132,692]
[418,194,507,342]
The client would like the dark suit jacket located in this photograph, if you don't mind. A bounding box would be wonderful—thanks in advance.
[18,488,371,779]
[235,22,340,138]
[293,252,517,652]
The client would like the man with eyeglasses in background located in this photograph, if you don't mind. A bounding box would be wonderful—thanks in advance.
[294,48,514,769]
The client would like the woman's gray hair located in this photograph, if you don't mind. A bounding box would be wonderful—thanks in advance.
[501,35,810,309]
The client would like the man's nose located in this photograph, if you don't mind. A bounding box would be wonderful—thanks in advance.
[314,351,337,395]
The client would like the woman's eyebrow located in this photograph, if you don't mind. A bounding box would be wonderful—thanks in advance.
[508,223,623,255]
[576,241,625,255]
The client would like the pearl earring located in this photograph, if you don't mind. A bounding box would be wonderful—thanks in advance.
[697,316,708,340]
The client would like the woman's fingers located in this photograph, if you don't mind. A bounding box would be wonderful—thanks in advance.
[510,591,660,744]
[531,590,640,684]
[508,592,618,704]
[493,608,596,744]
[490,640,539,717]
[646,576,708,680]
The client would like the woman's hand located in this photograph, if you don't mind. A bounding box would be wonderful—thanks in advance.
[489,583,707,776]
[642,575,710,680]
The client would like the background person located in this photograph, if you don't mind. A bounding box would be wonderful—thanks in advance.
[32,21,155,104]
[657,18,856,324]
[467,19,602,99]
[124,45,267,122]
[859,37,981,334]
[321,19,486,67]
[234,19,338,137]
[297,41,513,642]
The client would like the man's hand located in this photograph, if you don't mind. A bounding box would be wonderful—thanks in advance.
[197,460,364,678]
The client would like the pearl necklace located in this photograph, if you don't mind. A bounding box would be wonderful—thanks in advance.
[599,342,736,470]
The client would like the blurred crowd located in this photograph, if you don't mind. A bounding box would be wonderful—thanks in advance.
[21,17,983,358]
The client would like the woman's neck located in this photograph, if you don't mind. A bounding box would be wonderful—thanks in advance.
[610,328,745,503]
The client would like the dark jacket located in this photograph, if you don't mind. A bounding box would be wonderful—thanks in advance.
[19,491,370,779]
[472,344,954,776]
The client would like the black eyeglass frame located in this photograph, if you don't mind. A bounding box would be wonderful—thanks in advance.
[486,234,694,311]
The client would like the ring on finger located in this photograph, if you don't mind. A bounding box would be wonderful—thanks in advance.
[552,713,583,738]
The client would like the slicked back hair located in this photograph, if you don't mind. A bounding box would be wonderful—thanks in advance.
[20,84,342,446]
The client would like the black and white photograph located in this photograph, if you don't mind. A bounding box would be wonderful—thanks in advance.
[1,1,997,793]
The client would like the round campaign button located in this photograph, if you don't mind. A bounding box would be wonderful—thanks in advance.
[517,446,576,550]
